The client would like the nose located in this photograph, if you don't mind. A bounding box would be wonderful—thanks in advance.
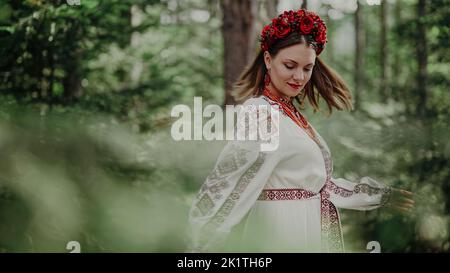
[292,69,305,83]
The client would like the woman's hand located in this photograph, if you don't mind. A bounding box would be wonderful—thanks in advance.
[387,188,414,213]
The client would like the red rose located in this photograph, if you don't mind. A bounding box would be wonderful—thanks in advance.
[308,11,320,21]
[275,26,291,38]
[300,15,314,34]
[261,24,271,37]
[273,18,291,38]
[280,14,290,25]
[317,22,326,31]
[315,22,327,44]
[268,25,276,38]
[297,9,305,17]
[284,10,295,22]
[315,30,327,44]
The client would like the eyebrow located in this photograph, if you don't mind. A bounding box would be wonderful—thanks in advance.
[284,59,314,66]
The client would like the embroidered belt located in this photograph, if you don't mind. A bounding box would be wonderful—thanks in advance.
[256,184,344,253]
[257,188,318,201]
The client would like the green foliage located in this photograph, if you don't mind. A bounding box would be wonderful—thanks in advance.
[0,0,223,131]
[0,0,449,252]
[0,102,194,252]
[0,1,224,252]
[312,0,450,252]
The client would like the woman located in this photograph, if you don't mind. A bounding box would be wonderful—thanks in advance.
[188,8,414,253]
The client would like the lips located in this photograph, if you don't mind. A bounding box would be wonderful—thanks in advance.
[287,83,302,90]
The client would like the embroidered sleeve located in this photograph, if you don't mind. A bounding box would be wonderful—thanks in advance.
[325,176,392,211]
[187,99,282,252]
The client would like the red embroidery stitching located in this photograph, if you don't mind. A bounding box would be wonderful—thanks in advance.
[317,144,344,253]
[258,188,318,201]
[261,94,344,252]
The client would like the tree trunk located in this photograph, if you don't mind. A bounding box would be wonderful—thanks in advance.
[301,0,307,9]
[323,4,334,65]
[416,0,428,118]
[392,0,402,102]
[246,0,261,64]
[63,62,82,101]
[354,0,365,111]
[266,0,278,18]
[221,0,253,106]
[380,0,390,103]
[63,41,83,102]
[130,4,144,85]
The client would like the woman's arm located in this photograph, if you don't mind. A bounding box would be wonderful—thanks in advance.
[326,176,413,211]
[187,98,284,252]
[188,139,281,252]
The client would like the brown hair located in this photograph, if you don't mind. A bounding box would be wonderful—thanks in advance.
[232,32,353,116]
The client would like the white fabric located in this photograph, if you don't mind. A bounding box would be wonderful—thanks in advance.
[188,96,391,252]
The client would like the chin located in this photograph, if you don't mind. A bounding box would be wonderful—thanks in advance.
[283,88,301,98]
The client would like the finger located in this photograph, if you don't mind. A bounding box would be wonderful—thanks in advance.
[392,188,413,197]
[400,190,413,197]
[391,202,414,209]
[399,198,415,205]
[392,204,414,211]
[393,207,410,213]
[390,201,414,208]
[390,197,415,207]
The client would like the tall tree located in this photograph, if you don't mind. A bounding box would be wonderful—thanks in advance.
[391,0,402,102]
[301,0,307,9]
[416,0,428,118]
[323,4,334,66]
[0,0,143,104]
[266,0,278,18]
[354,0,365,111]
[221,0,253,106]
[380,0,390,103]
[130,4,144,85]
[247,0,261,65]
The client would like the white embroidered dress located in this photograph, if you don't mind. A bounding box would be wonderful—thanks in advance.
[188,95,391,252]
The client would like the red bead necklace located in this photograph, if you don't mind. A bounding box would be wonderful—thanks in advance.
[262,87,318,141]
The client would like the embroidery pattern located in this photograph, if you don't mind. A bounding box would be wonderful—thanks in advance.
[258,188,317,200]
[196,193,215,216]
[261,96,289,118]
[191,149,266,250]
[380,187,393,206]
[325,179,392,199]
[202,152,266,231]
[196,144,250,202]
[205,144,249,182]
[354,183,389,196]
[235,102,280,143]
[262,93,344,252]
[301,125,344,253]
[320,190,343,252]
[192,95,392,252]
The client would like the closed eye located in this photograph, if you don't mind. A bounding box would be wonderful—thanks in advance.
[284,64,294,69]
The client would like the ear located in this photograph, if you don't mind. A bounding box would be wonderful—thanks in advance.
[263,51,272,70]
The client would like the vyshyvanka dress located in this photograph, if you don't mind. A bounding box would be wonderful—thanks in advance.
[188,94,392,253]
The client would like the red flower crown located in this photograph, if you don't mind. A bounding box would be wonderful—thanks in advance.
[260,9,327,55]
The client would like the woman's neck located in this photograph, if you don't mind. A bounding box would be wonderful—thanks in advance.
[265,84,293,103]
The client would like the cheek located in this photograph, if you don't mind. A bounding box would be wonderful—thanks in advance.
[274,67,292,81]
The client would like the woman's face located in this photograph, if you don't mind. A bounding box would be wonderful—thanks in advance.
[264,43,316,100]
